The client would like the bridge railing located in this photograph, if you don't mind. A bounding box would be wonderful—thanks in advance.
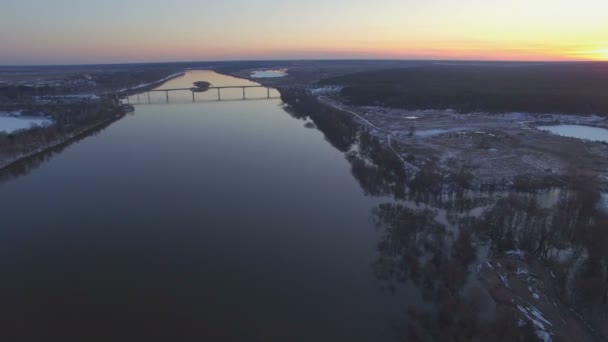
[121,85,280,104]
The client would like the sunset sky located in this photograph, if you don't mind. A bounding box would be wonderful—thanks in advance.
[1,0,607,65]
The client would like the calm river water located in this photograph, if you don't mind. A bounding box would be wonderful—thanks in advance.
[0,71,410,341]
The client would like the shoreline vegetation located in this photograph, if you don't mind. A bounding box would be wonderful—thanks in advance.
[0,116,120,182]
[119,72,185,95]
[277,87,515,192]
[0,71,184,172]
[0,101,127,171]
[0,111,124,170]
[273,81,607,341]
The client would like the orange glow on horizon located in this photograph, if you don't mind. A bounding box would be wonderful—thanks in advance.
[2,0,608,64]
[100,37,608,63]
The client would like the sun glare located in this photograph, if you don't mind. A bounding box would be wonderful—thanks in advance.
[586,48,608,60]
[597,49,608,60]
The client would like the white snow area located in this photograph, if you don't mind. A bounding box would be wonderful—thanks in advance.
[0,112,53,133]
[310,86,343,95]
[507,250,526,259]
[517,304,553,342]
[416,129,450,137]
[529,286,540,300]
[250,69,288,78]
[516,267,530,276]
[498,271,510,288]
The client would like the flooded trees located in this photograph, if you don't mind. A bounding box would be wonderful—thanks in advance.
[280,88,357,151]
[281,78,608,339]
[571,214,608,335]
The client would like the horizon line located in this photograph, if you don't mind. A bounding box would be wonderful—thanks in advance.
[2,57,607,68]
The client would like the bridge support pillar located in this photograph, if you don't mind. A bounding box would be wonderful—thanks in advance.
[147,92,151,104]
[165,90,169,103]
[242,87,246,100]
[267,87,270,99]
[217,88,221,101]
[192,91,195,103]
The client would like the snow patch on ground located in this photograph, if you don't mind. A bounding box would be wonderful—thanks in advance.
[35,94,100,104]
[498,271,510,288]
[517,304,553,342]
[507,249,526,259]
[251,69,288,78]
[529,286,540,300]
[0,112,53,134]
[416,129,450,137]
[310,86,343,95]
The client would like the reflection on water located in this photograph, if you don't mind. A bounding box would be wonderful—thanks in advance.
[0,119,117,184]
[538,124,608,143]
[125,70,281,104]
[1,70,605,341]
[279,87,608,340]
[0,71,403,341]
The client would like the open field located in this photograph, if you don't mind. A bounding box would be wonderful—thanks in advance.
[319,97,608,190]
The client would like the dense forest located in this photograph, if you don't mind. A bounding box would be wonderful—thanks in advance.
[321,63,608,115]
[280,87,357,152]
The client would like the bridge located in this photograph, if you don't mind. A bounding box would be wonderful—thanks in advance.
[123,85,278,104]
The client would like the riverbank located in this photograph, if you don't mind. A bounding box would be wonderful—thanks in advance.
[0,110,125,171]
[0,71,186,173]
[294,87,608,192]
[119,72,185,95]
[0,69,411,341]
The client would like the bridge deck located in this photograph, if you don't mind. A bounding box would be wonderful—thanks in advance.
[122,84,278,104]
[149,85,268,92]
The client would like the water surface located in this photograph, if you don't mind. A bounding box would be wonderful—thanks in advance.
[0,71,405,341]
[538,124,608,143]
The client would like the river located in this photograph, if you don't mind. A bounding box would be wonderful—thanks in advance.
[0,71,411,341]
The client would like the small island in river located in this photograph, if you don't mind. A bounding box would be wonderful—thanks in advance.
[193,81,211,92]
